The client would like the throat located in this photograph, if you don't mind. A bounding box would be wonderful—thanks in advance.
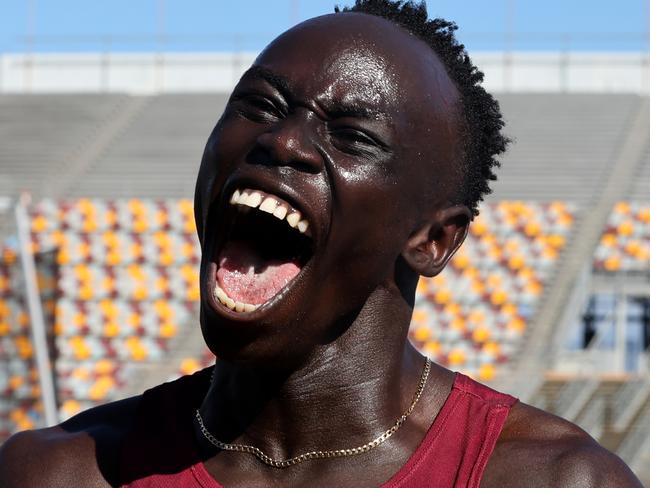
[217,240,301,305]
[199,348,433,471]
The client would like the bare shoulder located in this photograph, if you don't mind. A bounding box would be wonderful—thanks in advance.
[481,401,642,488]
[0,395,141,488]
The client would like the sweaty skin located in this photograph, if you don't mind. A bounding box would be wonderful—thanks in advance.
[0,12,642,488]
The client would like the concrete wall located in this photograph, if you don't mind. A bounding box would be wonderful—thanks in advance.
[1,51,650,94]
[0,53,257,94]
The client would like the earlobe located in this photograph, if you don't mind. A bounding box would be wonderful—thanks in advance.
[402,205,471,277]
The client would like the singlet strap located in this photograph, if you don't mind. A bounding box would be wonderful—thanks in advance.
[383,373,518,487]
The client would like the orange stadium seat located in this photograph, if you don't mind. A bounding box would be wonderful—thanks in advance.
[594,203,650,272]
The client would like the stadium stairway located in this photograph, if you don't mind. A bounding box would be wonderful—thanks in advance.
[630,124,650,201]
[495,96,650,399]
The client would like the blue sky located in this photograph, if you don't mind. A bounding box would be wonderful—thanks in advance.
[1,0,648,54]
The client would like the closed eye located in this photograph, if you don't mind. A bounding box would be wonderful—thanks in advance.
[329,127,387,155]
[233,94,286,122]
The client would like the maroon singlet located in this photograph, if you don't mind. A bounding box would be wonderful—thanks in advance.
[118,367,517,487]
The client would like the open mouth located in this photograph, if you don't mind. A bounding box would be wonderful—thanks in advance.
[211,188,313,314]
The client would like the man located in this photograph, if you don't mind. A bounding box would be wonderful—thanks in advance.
[0,1,642,486]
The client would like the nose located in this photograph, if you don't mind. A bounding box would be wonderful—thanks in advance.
[255,111,323,173]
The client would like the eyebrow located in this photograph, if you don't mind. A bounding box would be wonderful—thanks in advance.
[240,65,293,98]
[321,101,388,121]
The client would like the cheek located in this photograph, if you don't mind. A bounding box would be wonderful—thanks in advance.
[334,155,393,187]
[334,162,413,246]
[195,116,261,244]
[198,116,259,192]
[209,116,256,166]
[322,172,412,293]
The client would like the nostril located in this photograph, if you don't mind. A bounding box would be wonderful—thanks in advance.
[286,160,319,174]
[255,131,276,153]
[246,147,320,175]
[247,145,275,166]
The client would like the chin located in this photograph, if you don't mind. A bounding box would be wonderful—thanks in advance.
[199,303,315,370]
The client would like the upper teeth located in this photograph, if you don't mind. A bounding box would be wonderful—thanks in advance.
[229,188,310,235]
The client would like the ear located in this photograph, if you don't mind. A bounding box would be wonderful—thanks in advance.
[401,205,471,277]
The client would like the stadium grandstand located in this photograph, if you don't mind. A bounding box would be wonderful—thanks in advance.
[2,31,650,488]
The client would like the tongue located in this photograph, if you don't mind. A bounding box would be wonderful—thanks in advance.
[217,241,301,305]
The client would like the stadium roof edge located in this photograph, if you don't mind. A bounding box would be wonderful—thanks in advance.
[1,51,650,95]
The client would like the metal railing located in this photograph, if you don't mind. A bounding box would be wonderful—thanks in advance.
[618,403,650,471]
[576,396,606,440]
[554,379,599,421]
[612,377,650,432]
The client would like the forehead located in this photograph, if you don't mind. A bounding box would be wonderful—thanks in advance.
[253,13,460,124]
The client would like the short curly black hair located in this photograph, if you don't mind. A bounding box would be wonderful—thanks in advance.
[335,0,509,216]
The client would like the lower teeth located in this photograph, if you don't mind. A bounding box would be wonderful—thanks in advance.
[213,285,259,313]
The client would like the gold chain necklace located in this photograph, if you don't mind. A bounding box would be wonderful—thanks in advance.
[194,358,431,469]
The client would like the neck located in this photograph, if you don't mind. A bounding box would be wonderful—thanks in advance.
[198,286,433,461]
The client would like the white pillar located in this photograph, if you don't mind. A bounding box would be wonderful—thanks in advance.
[15,194,58,426]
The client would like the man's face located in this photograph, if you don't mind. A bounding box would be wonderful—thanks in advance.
[195,12,463,366]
